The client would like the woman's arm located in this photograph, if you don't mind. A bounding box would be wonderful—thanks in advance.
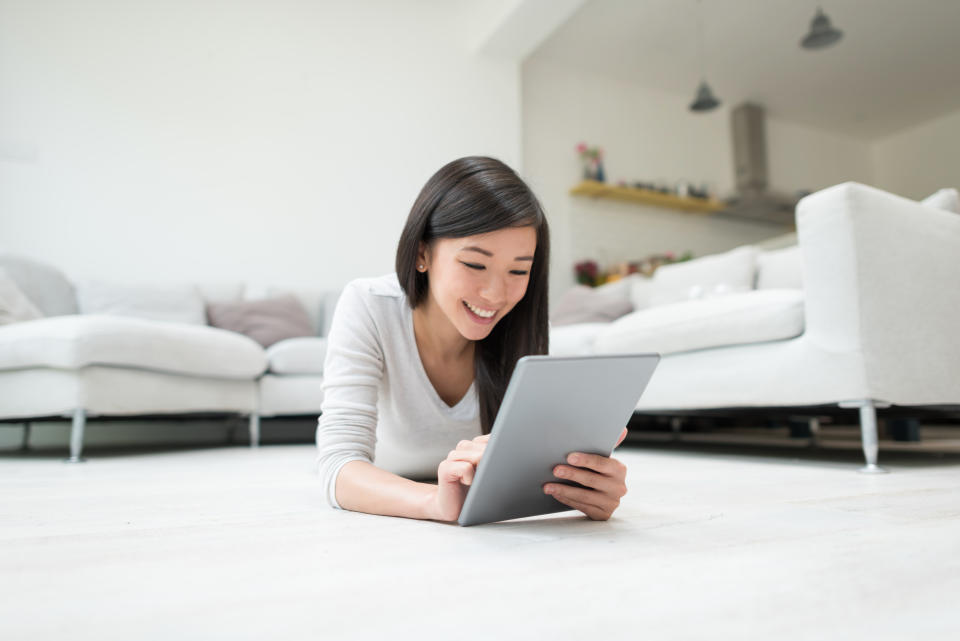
[335,435,490,521]
[334,460,438,519]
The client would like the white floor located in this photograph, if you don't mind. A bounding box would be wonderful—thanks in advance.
[2,442,958,641]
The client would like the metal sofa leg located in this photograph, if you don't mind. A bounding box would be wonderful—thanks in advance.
[249,413,260,448]
[858,402,886,473]
[66,408,87,463]
[839,400,889,473]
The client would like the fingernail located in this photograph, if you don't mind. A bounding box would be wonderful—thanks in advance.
[555,467,567,478]
[545,486,555,494]
[569,454,580,465]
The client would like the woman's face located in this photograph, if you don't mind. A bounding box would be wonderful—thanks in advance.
[418,226,537,342]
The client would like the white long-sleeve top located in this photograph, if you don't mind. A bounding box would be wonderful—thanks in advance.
[315,272,482,509]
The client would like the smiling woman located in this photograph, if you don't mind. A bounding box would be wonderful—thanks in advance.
[315,156,630,524]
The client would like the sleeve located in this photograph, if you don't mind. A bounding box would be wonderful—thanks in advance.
[314,281,385,509]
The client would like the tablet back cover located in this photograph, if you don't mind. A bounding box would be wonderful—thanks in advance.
[458,353,659,526]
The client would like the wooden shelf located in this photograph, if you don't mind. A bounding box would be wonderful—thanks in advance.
[570,180,726,213]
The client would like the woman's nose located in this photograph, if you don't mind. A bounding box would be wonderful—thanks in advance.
[480,276,507,305]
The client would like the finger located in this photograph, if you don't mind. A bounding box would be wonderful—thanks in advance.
[473,435,490,443]
[456,439,483,451]
[548,492,613,521]
[614,427,628,448]
[566,451,625,476]
[554,464,627,498]
[440,460,475,486]
[446,448,483,465]
[544,482,618,514]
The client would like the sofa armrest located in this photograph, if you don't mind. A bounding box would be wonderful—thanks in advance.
[796,181,960,402]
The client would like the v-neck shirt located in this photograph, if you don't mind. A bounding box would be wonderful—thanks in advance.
[315,273,481,509]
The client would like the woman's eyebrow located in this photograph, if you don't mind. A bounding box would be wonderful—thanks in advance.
[460,246,534,261]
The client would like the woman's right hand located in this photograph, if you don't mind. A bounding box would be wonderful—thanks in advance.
[429,434,490,522]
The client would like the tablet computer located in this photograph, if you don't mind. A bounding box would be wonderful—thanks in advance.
[457,353,660,527]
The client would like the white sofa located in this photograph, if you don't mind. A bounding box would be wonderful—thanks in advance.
[0,255,340,461]
[550,181,960,471]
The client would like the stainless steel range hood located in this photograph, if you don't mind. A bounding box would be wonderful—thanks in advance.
[720,103,800,226]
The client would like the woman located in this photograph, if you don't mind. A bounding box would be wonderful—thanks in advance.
[315,156,628,522]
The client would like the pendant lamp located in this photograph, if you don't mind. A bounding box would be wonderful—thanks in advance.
[801,7,843,49]
[689,0,720,112]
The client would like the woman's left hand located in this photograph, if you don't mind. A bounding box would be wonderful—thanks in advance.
[542,427,629,521]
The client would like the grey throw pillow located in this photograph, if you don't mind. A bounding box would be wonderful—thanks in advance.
[206,294,314,348]
[550,284,634,326]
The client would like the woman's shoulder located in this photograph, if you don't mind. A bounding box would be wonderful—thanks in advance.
[329,273,406,346]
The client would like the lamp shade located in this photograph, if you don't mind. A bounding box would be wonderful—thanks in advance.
[689,81,721,112]
[801,8,843,49]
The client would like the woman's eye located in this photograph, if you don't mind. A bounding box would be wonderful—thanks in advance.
[461,262,528,276]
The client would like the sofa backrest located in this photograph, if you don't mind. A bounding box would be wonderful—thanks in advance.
[75,279,208,325]
[648,245,760,306]
[0,253,78,317]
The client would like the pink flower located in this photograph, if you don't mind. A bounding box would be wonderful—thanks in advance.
[664,251,676,260]
[575,142,587,154]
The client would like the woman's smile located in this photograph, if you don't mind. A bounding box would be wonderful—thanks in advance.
[462,300,497,324]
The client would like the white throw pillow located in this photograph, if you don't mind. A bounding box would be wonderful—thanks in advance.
[920,188,959,214]
[76,279,206,325]
[0,267,44,325]
[649,245,759,307]
[757,246,803,290]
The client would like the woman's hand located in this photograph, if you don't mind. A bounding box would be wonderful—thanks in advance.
[542,427,629,521]
[429,434,490,522]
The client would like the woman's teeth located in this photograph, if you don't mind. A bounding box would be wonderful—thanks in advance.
[464,301,495,318]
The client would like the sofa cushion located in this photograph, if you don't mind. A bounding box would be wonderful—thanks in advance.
[266,336,328,374]
[649,245,759,307]
[0,268,44,325]
[0,253,78,317]
[593,289,804,356]
[757,246,803,290]
[548,322,609,356]
[206,294,314,348]
[0,314,267,379]
[76,279,207,325]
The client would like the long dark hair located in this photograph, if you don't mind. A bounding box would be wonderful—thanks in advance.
[396,156,550,434]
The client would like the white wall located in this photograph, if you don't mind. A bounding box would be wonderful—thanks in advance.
[0,0,521,290]
[872,107,960,199]
[521,59,876,302]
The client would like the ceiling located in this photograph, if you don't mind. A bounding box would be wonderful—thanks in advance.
[525,0,960,141]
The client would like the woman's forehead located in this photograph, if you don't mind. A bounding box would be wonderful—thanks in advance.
[454,226,536,249]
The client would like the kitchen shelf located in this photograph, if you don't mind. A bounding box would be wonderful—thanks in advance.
[570,180,726,213]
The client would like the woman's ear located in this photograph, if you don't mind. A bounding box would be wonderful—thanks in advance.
[416,242,429,271]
